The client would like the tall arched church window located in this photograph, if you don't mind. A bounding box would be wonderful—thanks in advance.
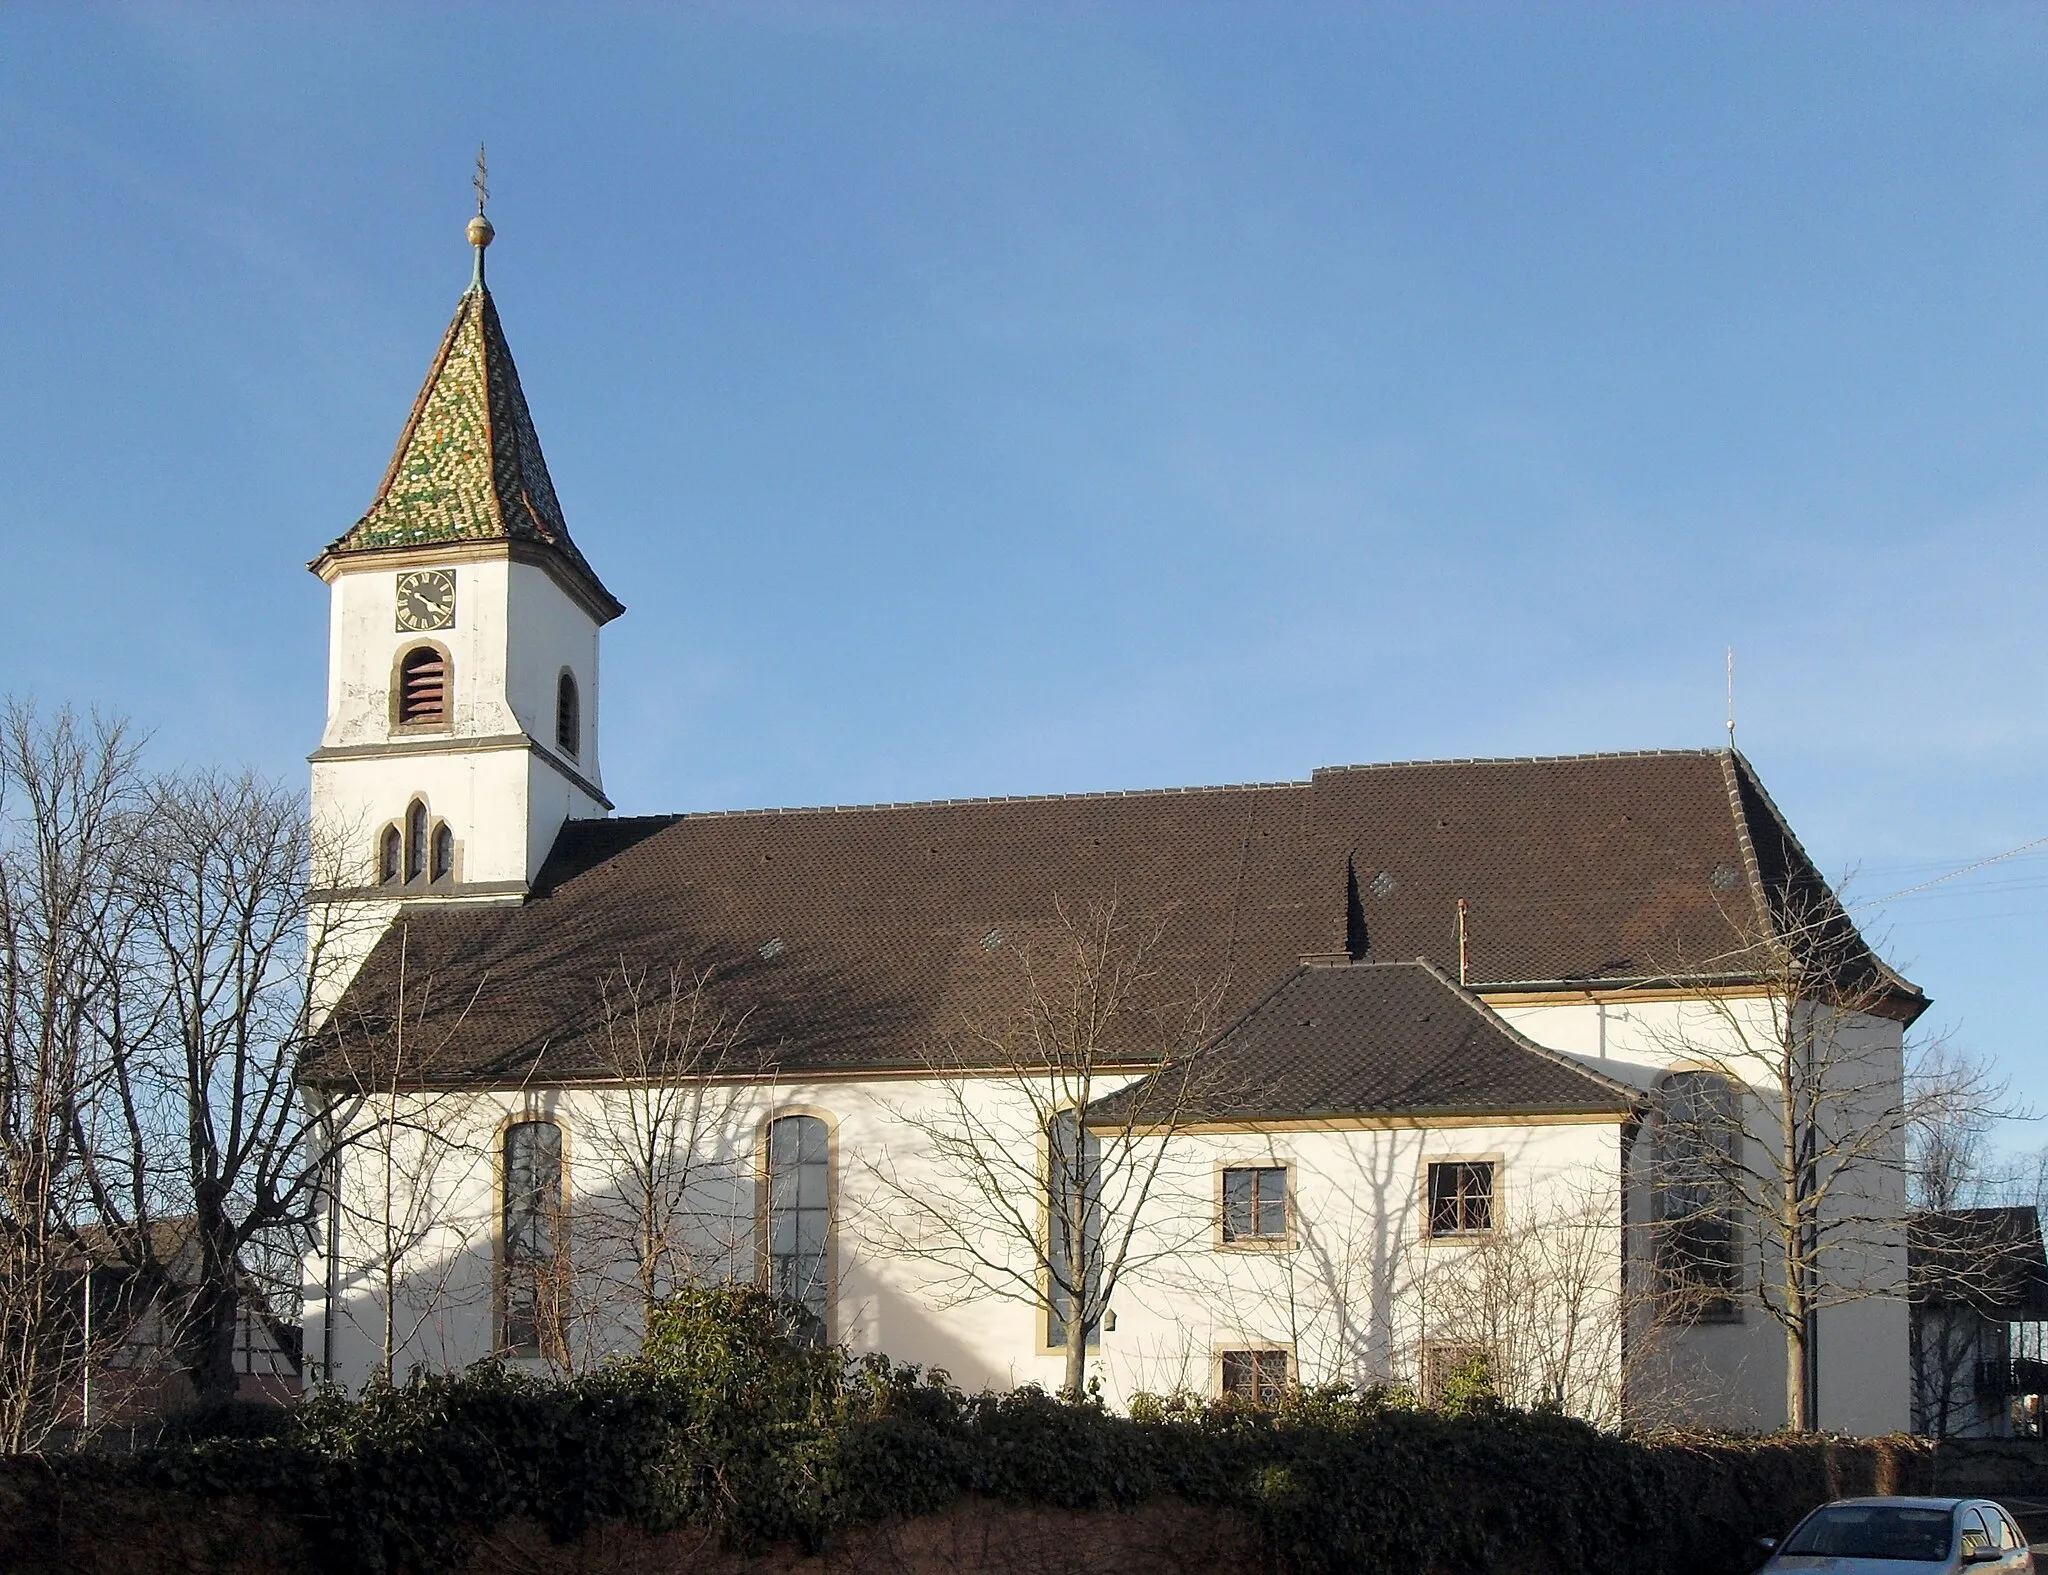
[765,1115,830,1342]
[405,800,428,884]
[1652,1070,1742,1318]
[397,645,449,726]
[503,1120,564,1355]
[379,826,402,886]
[556,672,579,759]
[430,822,454,884]
[1047,1111,1103,1352]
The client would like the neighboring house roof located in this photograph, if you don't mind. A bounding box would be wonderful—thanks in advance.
[1084,959,1639,1128]
[59,1215,304,1376]
[308,748,1922,1089]
[312,278,621,619]
[1908,1207,2048,1317]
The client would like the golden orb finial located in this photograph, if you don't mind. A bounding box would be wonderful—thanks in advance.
[467,213,495,249]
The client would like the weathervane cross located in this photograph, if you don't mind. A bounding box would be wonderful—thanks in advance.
[474,143,490,217]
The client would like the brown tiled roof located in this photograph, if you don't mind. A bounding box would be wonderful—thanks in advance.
[306,749,1924,1088]
[1085,960,1638,1127]
[318,282,621,617]
[1909,1208,2048,1316]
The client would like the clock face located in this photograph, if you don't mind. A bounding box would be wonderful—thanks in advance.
[395,570,456,632]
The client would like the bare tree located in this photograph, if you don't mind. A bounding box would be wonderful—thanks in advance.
[1906,1040,2019,1216]
[1902,1039,2029,1437]
[0,703,144,1448]
[862,898,1227,1398]
[1644,881,1928,1432]
[311,925,488,1384]
[1409,1185,1673,1426]
[560,961,755,1364]
[68,771,379,1409]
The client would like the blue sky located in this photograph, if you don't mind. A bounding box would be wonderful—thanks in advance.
[4,6,2047,1106]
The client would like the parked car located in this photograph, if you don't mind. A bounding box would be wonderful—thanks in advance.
[1760,1498,2031,1573]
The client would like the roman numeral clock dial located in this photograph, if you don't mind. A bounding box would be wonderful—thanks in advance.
[395,570,456,632]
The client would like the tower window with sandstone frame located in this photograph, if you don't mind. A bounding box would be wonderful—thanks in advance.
[396,644,450,727]
[556,671,579,759]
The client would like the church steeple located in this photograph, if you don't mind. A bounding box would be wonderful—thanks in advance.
[313,205,621,622]
[307,193,623,1009]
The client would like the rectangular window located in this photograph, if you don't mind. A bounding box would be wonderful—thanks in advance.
[1219,1348,1290,1405]
[1222,1166,1289,1244]
[1426,1160,1495,1237]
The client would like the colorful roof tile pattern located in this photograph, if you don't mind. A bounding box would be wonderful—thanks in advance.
[324,283,612,600]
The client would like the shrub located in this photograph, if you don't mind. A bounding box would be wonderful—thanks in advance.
[0,1294,1931,1575]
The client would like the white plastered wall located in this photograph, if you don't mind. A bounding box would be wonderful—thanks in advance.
[296,994,1906,1432]
[1102,1118,1626,1415]
[308,553,608,1021]
[1491,994,1911,1434]
[304,1072,1623,1419]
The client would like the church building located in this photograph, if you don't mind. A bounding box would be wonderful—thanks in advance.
[301,209,1925,1433]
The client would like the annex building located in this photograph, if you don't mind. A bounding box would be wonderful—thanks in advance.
[301,211,1925,1433]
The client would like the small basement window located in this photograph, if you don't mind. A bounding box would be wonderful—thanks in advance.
[1420,1341,1494,1406]
[1219,1348,1289,1406]
[397,645,449,726]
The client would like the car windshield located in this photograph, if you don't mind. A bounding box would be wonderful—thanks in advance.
[1781,1506,1956,1562]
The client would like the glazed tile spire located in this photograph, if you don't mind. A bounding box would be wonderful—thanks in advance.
[322,202,618,614]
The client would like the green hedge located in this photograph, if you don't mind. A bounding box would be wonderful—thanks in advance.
[9,1289,1929,1575]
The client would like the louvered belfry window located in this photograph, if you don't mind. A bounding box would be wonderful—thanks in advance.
[398,645,449,726]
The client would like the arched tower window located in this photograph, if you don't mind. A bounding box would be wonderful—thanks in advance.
[378,826,402,886]
[405,799,428,883]
[1652,1070,1742,1318]
[502,1120,564,1355]
[764,1114,831,1343]
[556,672,579,759]
[396,644,449,727]
[430,822,454,884]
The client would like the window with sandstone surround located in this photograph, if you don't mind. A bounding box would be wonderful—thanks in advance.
[1426,1160,1496,1238]
[396,644,449,727]
[1221,1166,1289,1245]
[502,1119,565,1356]
[556,672,579,758]
[1219,1347,1290,1405]
[765,1114,831,1344]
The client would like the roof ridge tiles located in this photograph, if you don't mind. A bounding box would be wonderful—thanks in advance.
[1314,747,1722,777]
[634,748,1732,825]
[1407,954,1644,1106]
[671,778,1311,820]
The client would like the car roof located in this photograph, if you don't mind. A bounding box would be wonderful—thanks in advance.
[1823,1498,1968,1511]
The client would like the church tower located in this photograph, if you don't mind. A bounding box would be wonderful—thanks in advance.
[308,200,623,1000]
